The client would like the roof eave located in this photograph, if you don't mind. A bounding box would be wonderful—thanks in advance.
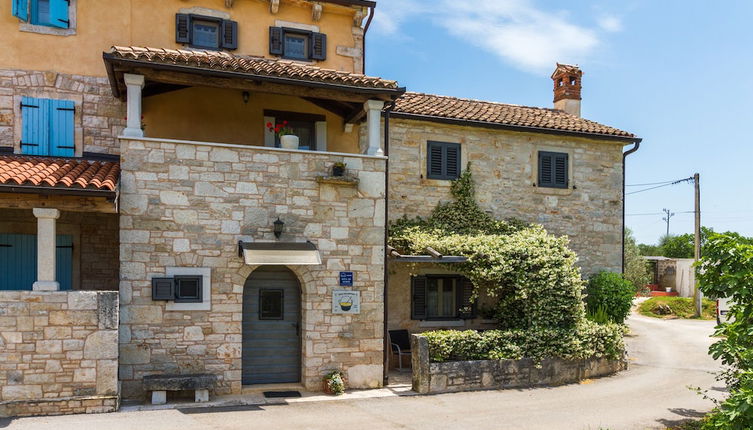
[0,184,117,199]
[103,53,406,100]
[388,112,641,144]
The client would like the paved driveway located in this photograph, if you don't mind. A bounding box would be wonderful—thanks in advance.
[2,312,723,430]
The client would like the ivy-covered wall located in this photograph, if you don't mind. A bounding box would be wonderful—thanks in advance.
[388,118,625,276]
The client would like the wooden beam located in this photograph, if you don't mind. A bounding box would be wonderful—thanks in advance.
[344,107,366,124]
[0,193,117,214]
[389,256,468,263]
[425,247,442,258]
[116,67,386,103]
[301,97,358,118]
[142,83,189,98]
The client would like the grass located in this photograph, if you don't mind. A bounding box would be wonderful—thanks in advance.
[638,296,716,320]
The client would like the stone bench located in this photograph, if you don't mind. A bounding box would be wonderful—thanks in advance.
[143,373,218,405]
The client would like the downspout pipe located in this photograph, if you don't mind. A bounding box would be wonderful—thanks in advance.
[382,98,396,386]
[622,139,642,273]
[362,5,375,73]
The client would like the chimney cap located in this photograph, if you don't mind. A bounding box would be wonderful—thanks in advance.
[551,63,583,80]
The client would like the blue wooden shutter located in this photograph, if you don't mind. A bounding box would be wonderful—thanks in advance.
[48,0,69,28]
[310,32,327,60]
[50,99,75,156]
[12,0,29,22]
[411,276,428,320]
[21,96,49,156]
[0,234,36,291]
[269,27,284,55]
[221,19,238,50]
[56,235,73,291]
[175,14,191,44]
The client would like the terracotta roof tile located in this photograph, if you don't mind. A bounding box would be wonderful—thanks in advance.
[393,92,636,139]
[0,156,119,192]
[106,46,400,90]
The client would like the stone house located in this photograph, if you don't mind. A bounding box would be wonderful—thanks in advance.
[0,0,639,417]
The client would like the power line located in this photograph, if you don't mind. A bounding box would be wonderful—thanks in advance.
[625,180,679,187]
[626,177,694,196]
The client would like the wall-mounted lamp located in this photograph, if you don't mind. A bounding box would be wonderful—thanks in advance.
[273,217,284,239]
[242,91,250,104]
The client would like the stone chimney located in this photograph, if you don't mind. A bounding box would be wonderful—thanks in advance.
[551,63,583,117]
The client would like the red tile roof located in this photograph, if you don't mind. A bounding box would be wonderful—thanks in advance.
[105,46,401,91]
[0,156,119,192]
[393,92,636,139]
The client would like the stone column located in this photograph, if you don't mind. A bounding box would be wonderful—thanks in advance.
[411,334,431,394]
[32,208,60,291]
[123,73,145,138]
[364,99,385,156]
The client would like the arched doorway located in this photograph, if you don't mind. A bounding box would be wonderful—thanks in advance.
[242,266,302,385]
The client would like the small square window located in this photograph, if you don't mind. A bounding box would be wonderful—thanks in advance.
[283,33,309,61]
[191,19,220,49]
[538,151,569,189]
[259,289,284,320]
[175,275,202,303]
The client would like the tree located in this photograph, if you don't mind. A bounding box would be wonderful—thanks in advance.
[638,243,662,256]
[624,228,651,290]
[659,233,695,258]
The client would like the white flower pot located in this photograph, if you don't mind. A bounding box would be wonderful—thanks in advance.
[665,287,672,293]
[280,135,299,150]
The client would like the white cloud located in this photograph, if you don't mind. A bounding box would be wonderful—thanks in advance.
[371,0,618,75]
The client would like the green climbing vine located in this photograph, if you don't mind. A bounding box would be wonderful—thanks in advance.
[389,165,626,361]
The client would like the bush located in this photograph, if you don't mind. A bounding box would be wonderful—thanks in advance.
[423,321,625,363]
[586,272,635,324]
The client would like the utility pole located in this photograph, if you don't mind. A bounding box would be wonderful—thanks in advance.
[693,173,702,317]
[662,208,675,236]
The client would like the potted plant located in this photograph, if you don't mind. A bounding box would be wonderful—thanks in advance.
[267,120,298,149]
[323,370,346,395]
[332,162,346,177]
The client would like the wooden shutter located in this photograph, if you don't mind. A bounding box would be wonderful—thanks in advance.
[411,276,428,320]
[176,14,191,44]
[538,151,553,187]
[456,277,476,319]
[12,0,29,22]
[427,142,444,179]
[152,278,175,301]
[48,0,69,28]
[55,235,73,291]
[20,97,48,156]
[50,99,74,157]
[269,27,284,55]
[554,153,568,188]
[221,19,238,50]
[445,143,461,179]
[310,32,327,60]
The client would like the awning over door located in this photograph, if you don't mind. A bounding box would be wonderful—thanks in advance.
[238,241,322,266]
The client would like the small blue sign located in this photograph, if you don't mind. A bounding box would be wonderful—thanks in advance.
[339,271,354,287]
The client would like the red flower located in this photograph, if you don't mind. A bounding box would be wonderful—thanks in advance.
[282,120,288,125]
[266,122,273,128]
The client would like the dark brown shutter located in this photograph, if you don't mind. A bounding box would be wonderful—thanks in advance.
[457,277,476,319]
[427,142,444,179]
[152,277,175,301]
[221,19,238,50]
[554,153,568,187]
[411,276,428,320]
[539,152,553,186]
[269,27,284,55]
[175,14,191,44]
[311,32,327,60]
[445,143,460,179]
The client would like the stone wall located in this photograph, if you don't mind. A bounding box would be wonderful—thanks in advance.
[118,137,386,399]
[0,208,119,291]
[0,291,119,417]
[410,335,626,394]
[388,118,625,276]
[0,69,125,155]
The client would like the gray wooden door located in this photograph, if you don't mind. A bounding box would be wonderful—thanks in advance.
[242,266,301,385]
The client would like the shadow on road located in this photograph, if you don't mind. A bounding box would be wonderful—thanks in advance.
[656,407,707,428]
[178,404,266,414]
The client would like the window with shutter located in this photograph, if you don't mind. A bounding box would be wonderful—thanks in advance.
[175,14,190,44]
[269,27,327,61]
[538,151,569,189]
[411,276,427,320]
[269,27,284,55]
[310,32,327,61]
[426,141,461,180]
[21,96,74,157]
[27,0,68,28]
[175,275,203,303]
[152,278,175,301]
[175,14,237,51]
[221,19,238,50]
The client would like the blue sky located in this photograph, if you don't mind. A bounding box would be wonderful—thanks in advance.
[365,0,753,245]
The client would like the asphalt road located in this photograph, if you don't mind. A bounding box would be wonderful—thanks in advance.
[2,312,722,430]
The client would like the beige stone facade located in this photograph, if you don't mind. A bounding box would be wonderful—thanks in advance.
[118,137,386,399]
[0,291,119,417]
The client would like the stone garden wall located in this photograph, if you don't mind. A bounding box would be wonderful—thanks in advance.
[0,69,124,155]
[0,291,119,417]
[118,137,386,399]
[388,118,626,276]
[410,335,627,394]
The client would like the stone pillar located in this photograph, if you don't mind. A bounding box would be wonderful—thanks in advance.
[32,208,60,291]
[364,100,385,156]
[123,73,145,138]
[411,334,430,394]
